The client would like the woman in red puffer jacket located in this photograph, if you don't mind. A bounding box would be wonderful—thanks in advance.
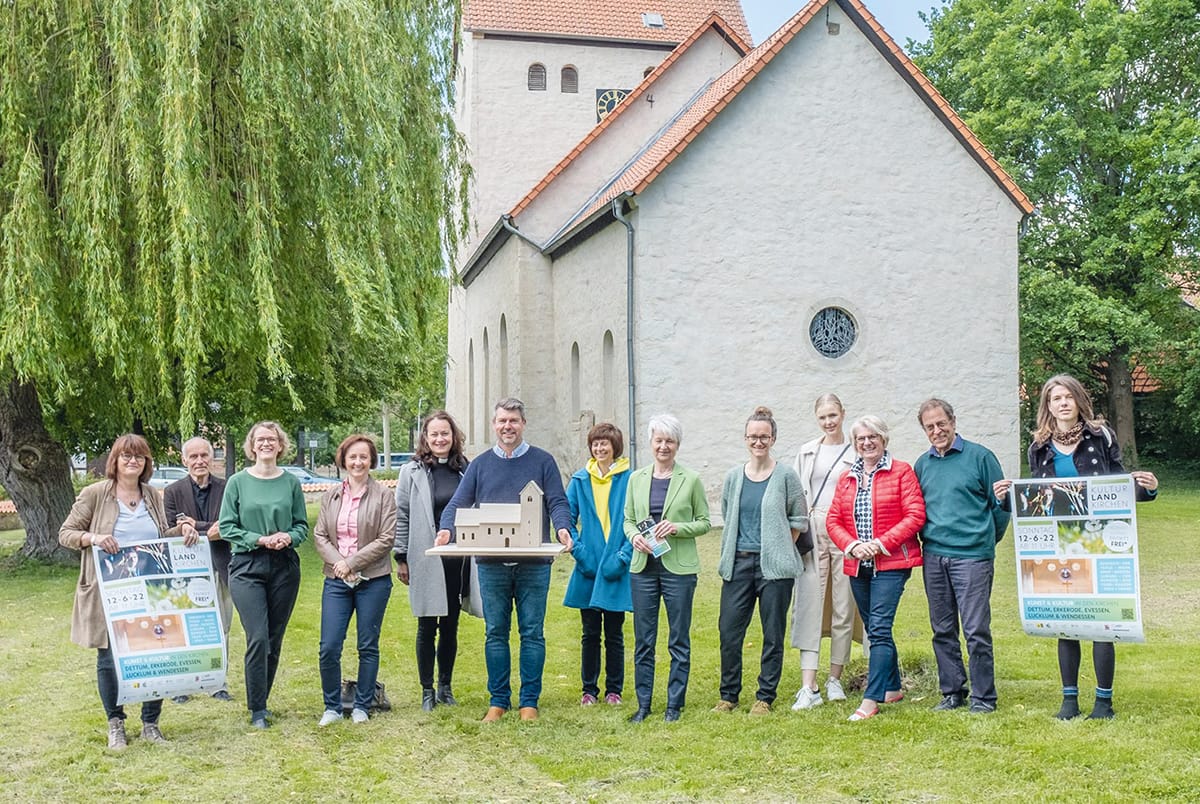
[827,415,925,722]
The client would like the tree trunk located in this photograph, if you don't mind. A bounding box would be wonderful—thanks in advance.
[0,376,76,564]
[1103,351,1139,467]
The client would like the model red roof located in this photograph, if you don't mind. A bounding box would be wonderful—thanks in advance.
[463,0,753,46]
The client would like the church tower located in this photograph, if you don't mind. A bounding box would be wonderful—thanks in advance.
[448,2,752,450]
[453,1,753,252]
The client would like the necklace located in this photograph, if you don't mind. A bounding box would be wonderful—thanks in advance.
[1052,421,1085,447]
[116,487,142,508]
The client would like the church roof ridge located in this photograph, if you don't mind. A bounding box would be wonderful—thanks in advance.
[463,0,753,47]
[557,0,1033,237]
[508,11,749,219]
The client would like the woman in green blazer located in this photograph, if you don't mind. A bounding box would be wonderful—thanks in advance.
[623,413,711,723]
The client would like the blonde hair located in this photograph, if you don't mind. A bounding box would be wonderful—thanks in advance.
[242,421,291,460]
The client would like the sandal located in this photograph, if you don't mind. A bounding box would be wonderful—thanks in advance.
[848,706,878,721]
[884,692,905,704]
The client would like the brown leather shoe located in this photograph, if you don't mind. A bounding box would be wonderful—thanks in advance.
[481,706,506,722]
[518,706,538,721]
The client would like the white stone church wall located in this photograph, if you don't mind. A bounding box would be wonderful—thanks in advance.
[624,4,1022,500]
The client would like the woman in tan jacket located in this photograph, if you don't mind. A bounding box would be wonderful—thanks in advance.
[59,434,197,750]
[312,434,397,725]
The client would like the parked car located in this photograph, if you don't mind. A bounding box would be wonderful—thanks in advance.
[378,453,415,469]
[148,466,188,489]
[280,465,340,485]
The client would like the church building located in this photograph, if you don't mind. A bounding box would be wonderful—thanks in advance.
[445,0,1032,499]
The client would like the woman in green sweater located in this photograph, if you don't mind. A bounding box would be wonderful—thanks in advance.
[714,407,808,715]
[219,420,309,729]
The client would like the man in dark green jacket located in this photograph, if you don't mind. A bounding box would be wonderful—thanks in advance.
[914,399,1009,714]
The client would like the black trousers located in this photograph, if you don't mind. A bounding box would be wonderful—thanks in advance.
[580,608,626,697]
[230,548,301,715]
[718,552,793,704]
[416,556,468,689]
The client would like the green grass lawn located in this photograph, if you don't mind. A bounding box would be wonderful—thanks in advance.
[1,493,1198,802]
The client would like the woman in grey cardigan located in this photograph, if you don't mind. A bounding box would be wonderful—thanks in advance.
[394,410,480,712]
[714,407,809,715]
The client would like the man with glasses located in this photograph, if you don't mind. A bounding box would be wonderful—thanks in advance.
[436,398,575,722]
[164,437,232,703]
[913,399,1009,714]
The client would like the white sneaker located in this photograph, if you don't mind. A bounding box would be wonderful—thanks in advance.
[791,686,824,711]
[350,707,369,723]
[318,709,342,727]
[826,677,847,701]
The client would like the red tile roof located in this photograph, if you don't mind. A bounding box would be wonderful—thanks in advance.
[464,0,753,45]
[510,12,749,218]
[561,0,1033,231]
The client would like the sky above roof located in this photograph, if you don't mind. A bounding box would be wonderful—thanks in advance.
[742,0,936,49]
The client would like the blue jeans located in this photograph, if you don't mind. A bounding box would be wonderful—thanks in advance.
[923,555,996,705]
[849,567,911,703]
[476,562,551,709]
[630,559,697,711]
[319,574,393,711]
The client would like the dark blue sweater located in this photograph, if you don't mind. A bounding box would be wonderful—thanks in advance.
[440,446,574,563]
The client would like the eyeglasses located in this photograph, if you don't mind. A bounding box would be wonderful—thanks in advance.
[745,435,773,443]
[854,435,881,444]
[254,437,279,444]
[118,453,146,463]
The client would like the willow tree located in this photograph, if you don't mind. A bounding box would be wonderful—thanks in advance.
[914,0,1200,461]
[0,1,467,560]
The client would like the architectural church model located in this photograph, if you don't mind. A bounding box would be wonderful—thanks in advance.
[454,480,546,548]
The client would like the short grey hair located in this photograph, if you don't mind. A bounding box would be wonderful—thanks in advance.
[647,413,683,445]
[850,415,890,448]
[493,397,526,421]
[917,398,955,426]
[181,436,214,457]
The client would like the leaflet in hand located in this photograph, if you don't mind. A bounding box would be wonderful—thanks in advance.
[637,518,671,558]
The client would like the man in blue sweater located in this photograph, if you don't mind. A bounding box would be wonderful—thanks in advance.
[914,399,1010,714]
[437,398,574,722]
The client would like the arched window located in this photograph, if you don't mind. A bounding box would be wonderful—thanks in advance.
[499,315,509,396]
[482,327,490,426]
[643,66,655,78]
[602,330,615,418]
[527,63,546,91]
[570,342,581,415]
[467,340,476,443]
[561,66,578,93]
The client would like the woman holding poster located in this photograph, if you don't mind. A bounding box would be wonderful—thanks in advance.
[994,374,1157,720]
[59,434,198,750]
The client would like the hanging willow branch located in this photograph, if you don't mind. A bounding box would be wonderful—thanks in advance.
[0,0,468,432]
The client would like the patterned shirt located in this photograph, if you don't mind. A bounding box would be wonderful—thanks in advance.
[850,451,893,566]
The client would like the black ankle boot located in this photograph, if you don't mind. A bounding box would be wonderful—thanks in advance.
[421,688,436,712]
[436,683,457,706]
[1055,696,1080,720]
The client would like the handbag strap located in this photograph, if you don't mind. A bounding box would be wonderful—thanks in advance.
[810,442,851,513]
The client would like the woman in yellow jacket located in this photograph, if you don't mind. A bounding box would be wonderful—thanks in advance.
[623,413,711,723]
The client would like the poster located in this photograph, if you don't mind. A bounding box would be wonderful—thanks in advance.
[1010,474,1143,642]
[92,537,227,704]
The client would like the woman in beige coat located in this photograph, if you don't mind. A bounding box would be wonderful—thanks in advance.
[59,434,196,750]
[790,394,861,711]
[312,434,397,725]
